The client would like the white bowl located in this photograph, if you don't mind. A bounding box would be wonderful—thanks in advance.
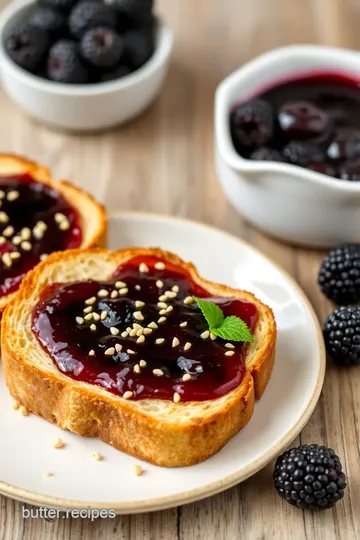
[0,0,173,131]
[215,45,360,247]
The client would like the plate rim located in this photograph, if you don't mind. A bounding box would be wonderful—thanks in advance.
[0,211,326,513]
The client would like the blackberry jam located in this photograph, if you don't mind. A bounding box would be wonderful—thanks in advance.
[230,71,360,180]
[0,173,81,297]
[32,255,258,402]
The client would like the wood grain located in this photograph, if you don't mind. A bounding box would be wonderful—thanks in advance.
[1,0,360,538]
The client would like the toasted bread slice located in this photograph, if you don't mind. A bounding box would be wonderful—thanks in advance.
[2,248,276,467]
[0,154,107,314]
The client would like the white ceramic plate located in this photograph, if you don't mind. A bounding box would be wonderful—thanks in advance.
[0,212,325,513]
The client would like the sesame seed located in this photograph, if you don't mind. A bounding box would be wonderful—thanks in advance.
[21,241,32,251]
[135,300,145,308]
[172,285,179,293]
[153,368,164,376]
[159,294,167,302]
[119,288,128,295]
[172,337,180,348]
[7,190,19,202]
[85,296,96,305]
[90,324,96,332]
[0,236,5,245]
[130,329,138,337]
[121,331,128,338]
[134,464,143,476]
[45,471,53,477]
[166,306,173,313]
[3,225,14,237]
[12,236,21,245]
[123,391,133,400]
[143,328,152,335]
[40,253,48,261]
[105,347,115,356]
[225,343,235,349]
[157,302,167,309]
[92,313,100,322]
[210,333,217,341]
[139,360,147,367]
[136,328,143,336]
[180,322,188,327]
[155,262,165,270]
[225,351,235,356]
[83,306,92,313]
[148,322,158,329]
[20,227,31,240]
[134,311,144,321]
[84,313,93,321]
[101,310,108,320]
[12,401,20,410]
[156,280,164,289]
[115,281,127,289]
[127,349,136,355]
[92,452,103,461]
[139,263,149,273]
[134,364,140,374]
[19,406,29,416]
[110,327,119,336]
[2,253,12,267]
[97,289,108,298]
[54,212,66,223]
[0,212,8,223]
[137,335,145,344]
[89,350,95,356]
[165,291,177,299]
[76,316,84,325]
[184,296,193,305]
[155,338,165,345]
[200,330,210,339]
[158,317,167,324]
[53,438,64,449]
[110,290,119,299]
[159,309,167,315]
[184,342,192,351]
[182,374,191,382]
[173,392,181,404]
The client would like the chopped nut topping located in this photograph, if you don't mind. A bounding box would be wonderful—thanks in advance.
[159,295,167,302]
[12,401,20,410]
[148,321,158,329]
[172,285,179,293]
[92,451,103,461]
[154,262,165,270]
[12,236,21,246]
[137,335,145,344]
[53,438,64,449]
[21,241,32,251]
[135,300,145,308]
[83,306,92,314]
[127,349,136,355]
[184,296,193,305]
[59,221,70,231]
[20,227,31,240]
[130,329,138,337]
[89,350,95,356]
[45,471,53,477]
[105,347,115,356]
[173,392,181,404]
[19,405,29,416]
[115,344,122,353]
[134,464,143,476]
[165,291,177,299]
[182,374,191,382]
[172,337,180,348]
[136,328,143,337]
[134,311,144,321]
[225,351,235,356]
[157,301,167,309]
[98,289,108,298]
[110,290,119,299]
[110,327,119,336]
[115,281,126,289]
[55,212,67,223]
[119,287,129,296]
[0,212,9,223]
[85,296,96,305]
[101,310,108,320]
[153,368,164,376]
[143,328,152,335]
[139,263,149,273]
[139,360,147,368]
[92,313,100,322]
[123,391,133,399]
[10,251,20,260]
[184,342,192,351]
[90,324,97,332]
[2,253,12,267]
[76,316,84,325]
[3,225,14,237]
[84,313,93,321]
[121,331,128,338]
[180,321,187,327]
[158,317,167,324]
[7,190,19,201]
[155,338,165,345]
[210,333,217,341]
[156,280,164,289]
[166,306,173,313]
[225,343,235,349]
[133,364,140,374]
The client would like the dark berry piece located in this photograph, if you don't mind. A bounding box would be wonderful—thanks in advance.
[324,306,360,366]
[308,162,336,177]
[326,127,360,162]
[123,30,153,69]
[113,0,153,28]
[274,444,346,510]
[249,148,285,162]
[3,23,49,73]
[282,141,323,167]
[278,100,331,141]
[230,99,274,149]
[38,0,78,13]
[100,64,131,82]
[339,158,360,181]
[69,1,116,39]
[29,7,66,38]
[47,40,88,83]
[318,244,360,304]
[80,27,123,68]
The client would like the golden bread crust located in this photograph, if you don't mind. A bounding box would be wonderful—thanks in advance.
[2,248,276,467]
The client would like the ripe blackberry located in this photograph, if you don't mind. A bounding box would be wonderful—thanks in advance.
[123,30,153,69]
[273,444,347,510]
[100,64,130,82]
[29,8,66,38]
[318,244,360,304]
[38,0,78,13]
[80,27,123,68]
[326,127,360,162]
[282,141,323,167]
[324,306,360,365]
[230,99,274,149]
[3,23,49,72]
[278,100,331,141]
[249,148,285,162]
[69,1,116,39]
[47,40,88,83]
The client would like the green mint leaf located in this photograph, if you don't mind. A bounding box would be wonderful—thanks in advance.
[193,297,224,329]
[211,316,254,343]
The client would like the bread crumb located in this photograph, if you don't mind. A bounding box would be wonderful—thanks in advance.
[92,451,103,461]
[134,465,143,476]
[45,471,53,477]
[19,405,29,416]
[53,438,64,449]
[12,401,20,410]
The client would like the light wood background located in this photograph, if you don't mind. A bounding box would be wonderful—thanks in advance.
[1,0,360,538]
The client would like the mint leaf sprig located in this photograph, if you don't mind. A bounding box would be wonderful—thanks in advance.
[193,297,254,343]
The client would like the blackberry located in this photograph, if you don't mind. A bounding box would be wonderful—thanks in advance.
[339,158,360,181]
[29,8,66,38]
[230,99,274,149]
[249,148,285,162]
[318,244,360,304]
[324,306,360,365]
[326,127,360,162]
[113,0,153,28]
[278,100,331,141]
[282,140,323,167]
[3,23,49,73]
[80,27,123,68]
[273,444,347,510]
[38,0,78,13]
[123,30,153,69]
[47,40,88,83]
[100,64,130,82]
[69,1,116,40]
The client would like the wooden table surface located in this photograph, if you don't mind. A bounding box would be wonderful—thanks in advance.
[1,0,360,538]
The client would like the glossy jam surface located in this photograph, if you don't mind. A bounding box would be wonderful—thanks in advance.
[0,173,82,297]
[230,71,360,180]
[32,256,258,402]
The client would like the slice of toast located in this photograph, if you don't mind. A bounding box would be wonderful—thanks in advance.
[0,154,107,314]
[1,248,276,467]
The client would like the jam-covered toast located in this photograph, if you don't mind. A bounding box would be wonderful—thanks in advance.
[2,248,276,467]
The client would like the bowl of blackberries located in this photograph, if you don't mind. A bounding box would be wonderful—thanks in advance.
[215,45,360,248]
[0,0,173,131]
